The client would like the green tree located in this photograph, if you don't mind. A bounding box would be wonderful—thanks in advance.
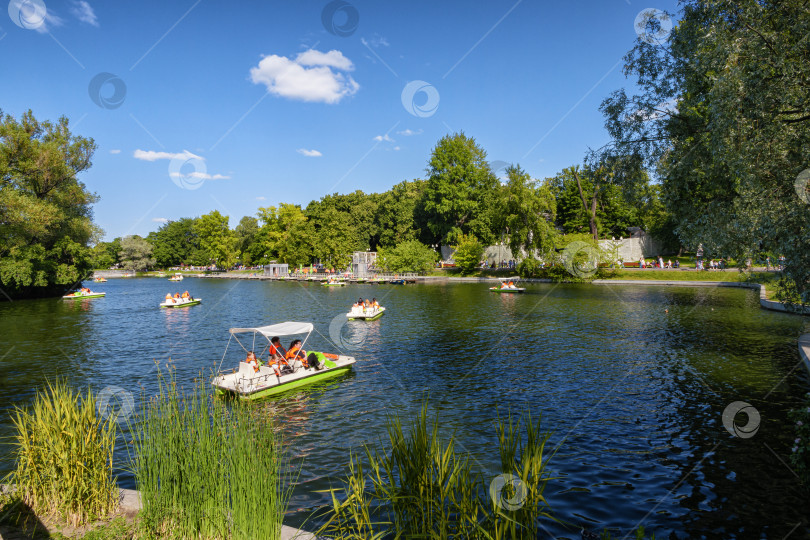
[452,234,484,275]
[501,165,557,259]
[119,235,155,272]
[146,218,199,268]
[0,110,100,298]
[418,133,500,246]
[89,238,121,269]
[194,210,239,268]
[254,204,313,267]
[377,240,437,274]
[602,0,810,301]
[375,180,425,248]
[234,216,259,265]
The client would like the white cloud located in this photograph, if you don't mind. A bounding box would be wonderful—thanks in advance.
[373,134,393,142]
[168,172,230,180]
[109,149,121,154]
[71,1,97,26]
[152,217,168,223]
[361,35,389,48]
[397,129,423,136]
[256,196,266,201]
[297,148,322,157]
[133,149,203,162]
[295,49,354,71]
[249,49,359,104]
[393,146,401,151]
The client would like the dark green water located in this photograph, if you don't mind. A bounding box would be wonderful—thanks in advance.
[1,278,809,538]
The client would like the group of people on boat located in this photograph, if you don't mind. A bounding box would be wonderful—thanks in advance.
[499,281,518,289]
[164,291,194,303]
[245,336,336,376]
[351,297,380,312]
[69,287,94,296]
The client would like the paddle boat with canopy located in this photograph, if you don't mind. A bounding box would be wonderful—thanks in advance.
[489,280,525,293]
[93,277,107,283]
[211,322,356,400]
[168,273,183,282]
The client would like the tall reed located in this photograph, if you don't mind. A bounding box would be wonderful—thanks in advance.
[6,380,117,526]
[131,369,289,539]
[318,403,558,539]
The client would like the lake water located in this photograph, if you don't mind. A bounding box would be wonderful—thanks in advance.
[1,277,808,538]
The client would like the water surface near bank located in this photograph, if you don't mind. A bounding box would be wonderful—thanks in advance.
[1,278,808,538]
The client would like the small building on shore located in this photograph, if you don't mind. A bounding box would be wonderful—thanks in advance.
[352,251,377,276]
[263,263,289,277]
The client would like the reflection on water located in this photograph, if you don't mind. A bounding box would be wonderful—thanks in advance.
[1,278,809,538]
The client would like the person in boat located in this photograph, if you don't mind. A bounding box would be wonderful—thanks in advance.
[245,351,259,372]
[371,297,379,309]
[507,280,515,289]
[268,336,287,360]
[181,291,190,299]
[165,293,172,300]
[286,339,308,368]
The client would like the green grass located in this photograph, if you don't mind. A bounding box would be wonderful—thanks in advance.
[5,380,118,527]
[130,369,290,540]
[317,403,558,539]
[603,268,754,281]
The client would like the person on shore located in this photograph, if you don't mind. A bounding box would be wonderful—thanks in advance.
[640,258,645,269]
[674,260,680,269]
[666,259,672,269]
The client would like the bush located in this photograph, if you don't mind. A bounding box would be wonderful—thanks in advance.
[376,240,438,274]
[7,380,117,526]
[452,234,485,275]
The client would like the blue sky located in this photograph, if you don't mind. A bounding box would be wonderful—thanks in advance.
[1,0,679,241]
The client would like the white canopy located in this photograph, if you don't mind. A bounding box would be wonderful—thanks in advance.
[229,322,314,337]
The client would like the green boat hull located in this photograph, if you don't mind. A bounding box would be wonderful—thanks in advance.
[348,311,384,321]
[160,300,201,308]
[63,293,105,299]
[489,288,525,293]
[214,366,352,400]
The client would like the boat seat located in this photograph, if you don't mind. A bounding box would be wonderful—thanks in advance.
[238,362,255,376]
[258,365,276,377]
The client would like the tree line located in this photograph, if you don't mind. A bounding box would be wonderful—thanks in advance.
[92,132,669,274]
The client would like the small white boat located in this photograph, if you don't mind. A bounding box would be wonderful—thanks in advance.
[346,305,385,321]
[212,322,355,400]
[160,296,202,308]
[168,273,183,282]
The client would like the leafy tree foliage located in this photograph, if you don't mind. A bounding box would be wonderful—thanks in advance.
[501,165,557,259]
[419,133,500,246]
[375,180,425,248]
[234,216,259,265]
[119,235,155,272]
[254,204,314,268]
[194,210,239,268]
[602,0,810,301]
[452,234,484,275]
[90,238,121,269]
[377,240,437,274]
[0,110,99,298]
[146,218,199,268]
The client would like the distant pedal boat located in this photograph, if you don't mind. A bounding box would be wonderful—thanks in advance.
[489,286,525,293]
[160,296,202,308]
[63,291,105,299]
[346,306,385,321]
